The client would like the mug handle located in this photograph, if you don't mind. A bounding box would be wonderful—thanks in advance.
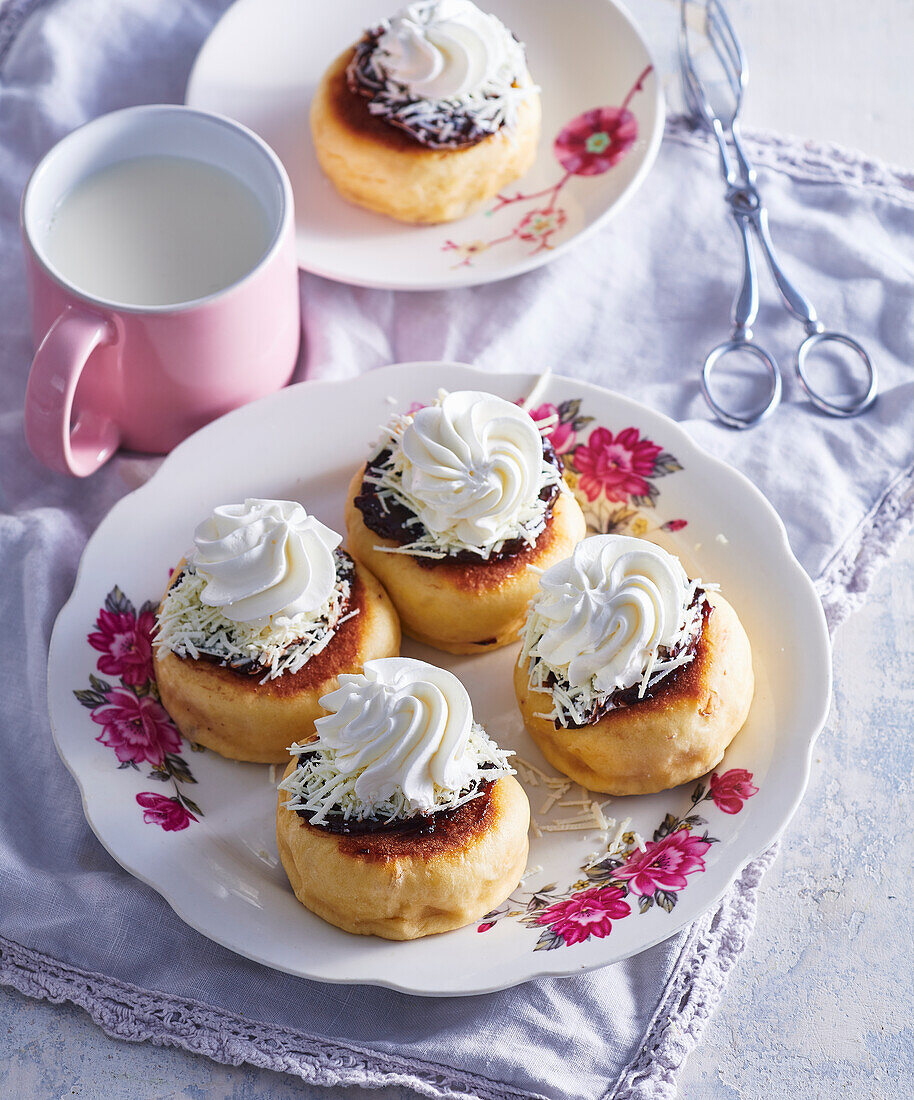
[25,307,121,477]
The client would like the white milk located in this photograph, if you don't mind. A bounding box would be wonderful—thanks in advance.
[45,156,274,307]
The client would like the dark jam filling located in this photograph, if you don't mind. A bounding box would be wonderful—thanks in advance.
[354,437,563,566]
[346,30,513,150]
[181,549,355,677]
[546,591,713,729]
[294,767,493,836]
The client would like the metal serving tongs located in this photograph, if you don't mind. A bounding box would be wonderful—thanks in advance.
[679,0,878,428]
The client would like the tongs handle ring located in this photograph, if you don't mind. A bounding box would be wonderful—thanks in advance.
[701,339,783,430]
[795,332,878,418]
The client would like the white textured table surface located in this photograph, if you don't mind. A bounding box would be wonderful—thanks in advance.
[3,0,913,1097]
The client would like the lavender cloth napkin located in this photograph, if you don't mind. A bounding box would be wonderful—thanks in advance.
[2,1,914,1098]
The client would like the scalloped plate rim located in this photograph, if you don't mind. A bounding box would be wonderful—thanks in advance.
[46,361,832,995]
[184,0,666,291]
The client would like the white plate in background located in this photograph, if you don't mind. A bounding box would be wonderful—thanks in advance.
[186,0,664,289]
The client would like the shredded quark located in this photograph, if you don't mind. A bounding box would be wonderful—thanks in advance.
[347,0,535,149]
[279,657,514,826]
[520,535,711,728]
[361,389,563,560]
[154,499,356,682]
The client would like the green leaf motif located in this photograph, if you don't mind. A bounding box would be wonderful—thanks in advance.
[653,812,679,842]
[164,754,197,785]
[651,453,684,478]
[104,586,135,618]
[558,398,582,422]
[73,688,105,710]
[533,926,565,952]
[639,894,654,914]
[88,674,112,696]
[179,793,203,818]
[656,889,678,914]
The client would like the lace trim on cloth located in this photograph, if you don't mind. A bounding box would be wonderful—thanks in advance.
[606,846,777,1100]
[0,933,541,1100]
[2,0,913,1090]
[815,459,914,631]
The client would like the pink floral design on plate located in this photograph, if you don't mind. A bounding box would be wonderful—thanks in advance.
[443,65,652,266]
[573,426,664,504]
[528,401,580,454]
[709,768,759,814]
[553,106,639,176]
[479,769,758,949]
[136,792,198,832]
[525,398,688,535]
[534,885,630,947]
[75,586,203,829]
[88,603,155,686]
[614,829,712,897]
[91,687,182,767]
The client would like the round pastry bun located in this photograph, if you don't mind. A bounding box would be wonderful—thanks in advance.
[310,47,541,224]
[154,559,401,764]
[514,591,754,795]
[276,767,530,939]
[344,470,587,654]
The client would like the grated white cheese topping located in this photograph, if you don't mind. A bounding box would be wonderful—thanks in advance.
[362,389,562,561]
[154,557,356,683]
[279,722,514,827]
[520,536,715,728]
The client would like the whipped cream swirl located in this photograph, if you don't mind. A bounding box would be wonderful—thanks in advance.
[280,657,514,824]
[375,0,522,100]
[191,499,341,628]
[525,535,702,702]
[394,389,546,553]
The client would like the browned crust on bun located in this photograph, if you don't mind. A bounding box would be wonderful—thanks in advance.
[153,559,401,763]
[514,590,755,795]
[276,766,530,939]
[344,467,587,653]
[328,48,436,155]
[310,48,541,224]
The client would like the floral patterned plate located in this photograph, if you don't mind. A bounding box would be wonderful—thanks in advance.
[185,0,664,290]
[47,362,831,995]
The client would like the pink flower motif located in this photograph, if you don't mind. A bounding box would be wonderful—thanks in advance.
[554,107,638,176]
[477,921,496,933]
[529,402,577,454]
[91,688,182,767]
[136,792,197,831]
[709,769,758,814]
[88,608,155,686]
[573,426,662,503]
[615,829,711,897]
[535,885,630,946]
[515,207,567,251]
[662,519,689,533]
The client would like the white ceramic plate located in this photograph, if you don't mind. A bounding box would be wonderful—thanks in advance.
[185,0,664,290]
[48,362,830,996]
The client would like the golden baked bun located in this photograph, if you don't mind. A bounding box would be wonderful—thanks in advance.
[276,767,529,939]
[154,560,400,764]
[514,591,754,795]
[344,468,587,654]
[310,48,541,224]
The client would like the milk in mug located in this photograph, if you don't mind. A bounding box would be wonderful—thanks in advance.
[45,155,274,308]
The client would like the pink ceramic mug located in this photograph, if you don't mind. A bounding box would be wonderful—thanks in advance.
[22,105,300,477]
